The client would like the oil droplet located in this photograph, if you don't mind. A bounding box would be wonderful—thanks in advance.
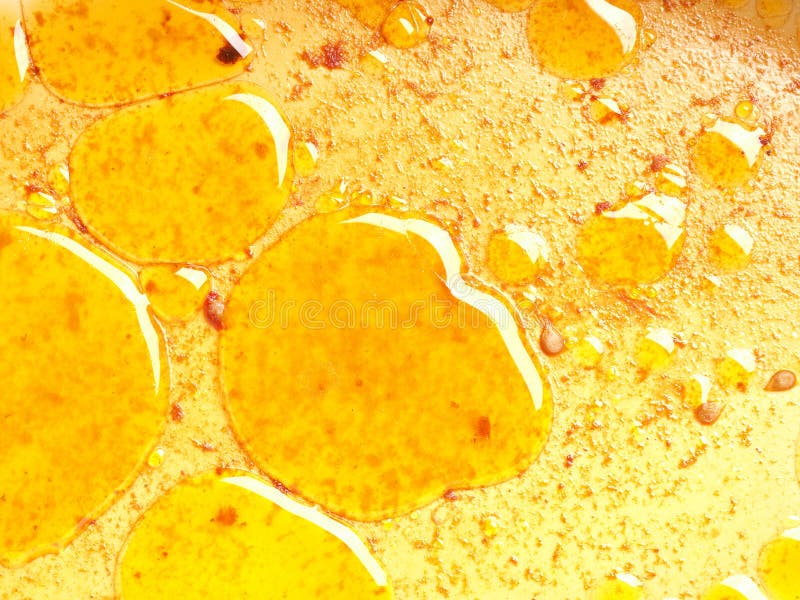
[487,227,550,285]
[590,573,643,600]
[0,4,29,113]
[577,193,686,284]
[588,96,627,123]
[765,370,797,392]
[561,80,589,101]
[70,83,293,263]
[480,514,501,538]
[25,191,58,221]
[574,335,605,367]
[527,0,642,79]
[220,210,552,520]
[655,163,688,196]
[140,264,211,321]
[643,28,656,48]
[333,0,401,29]
[316,180,350,213]
[47,162,70,198]
[22,0,251,106]
[117,471,391,599]
[692,117,766,188]
[717,348,756,389]
[0,216,166,566]
[734,100,761,126]
[147,448,165,468]
[702,575,768,600]
[381,1,431,49]
[636,328,675,371]
[759,527,800,599]
[686,374,713,408]
[294,141,320,176]
[360,49,391,75]
[710,224,754,271]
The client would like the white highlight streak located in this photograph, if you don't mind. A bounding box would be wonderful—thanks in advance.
[225,93,291,187]
[13,20,29,83]
[16,226,162,394]
[344,213,544,411]
[166,0,252,58]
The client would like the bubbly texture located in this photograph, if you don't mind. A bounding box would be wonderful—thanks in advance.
[0,216,167,566]
[117,471,391,599]
[220,210,552,520]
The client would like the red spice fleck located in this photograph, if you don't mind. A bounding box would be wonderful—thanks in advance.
[443,489,458,502]
[576,159,589,171]
[204,291,225,330]
[564,454,574,468]
[216,41,242,65]
[425,15,434,25]
[594,201,612,215]
[214,506,238,526]
[475,416,491,440]
[191,439,216,452]
[649,154,669,172]
[68,209,89,234]
[301,40,348,69]
[589,78,605,91]
[271,478,290,495]
[170,402,184,422]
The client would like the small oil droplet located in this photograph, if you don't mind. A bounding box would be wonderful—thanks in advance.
[701,575,768,600]
[487,227,550,285]
[692,116,766,188]
[756,0,793,27]
[25,191,58,221]
[540,321,566,356]
[480,514,501,538]
[734,100,761,126]
[588,96,627,123]
[528,0,642,79]
[381,1,432,49]
[147,448,165,468]
[316,180,350,213]
[140,264,211,321]
[765,370,796,392]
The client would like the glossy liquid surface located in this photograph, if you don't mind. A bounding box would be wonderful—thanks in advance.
[0,2,27,113]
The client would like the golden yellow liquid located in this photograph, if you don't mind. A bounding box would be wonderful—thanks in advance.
[70,83,293,264]
[0,0,799,598]
[22,0,251,106]
[527,0,642,79]
[0,216,167,567]
[0,3,27,113]
[117,471,391,599]
[220,209,552,520]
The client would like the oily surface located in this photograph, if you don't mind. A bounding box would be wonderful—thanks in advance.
[0,0,799,598]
